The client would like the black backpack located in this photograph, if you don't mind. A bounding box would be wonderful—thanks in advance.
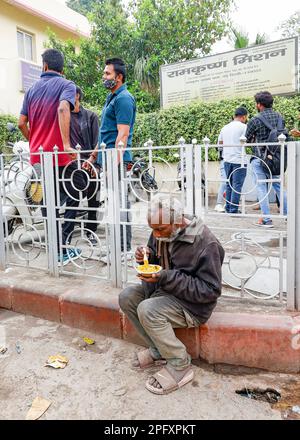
[256,113,289,177]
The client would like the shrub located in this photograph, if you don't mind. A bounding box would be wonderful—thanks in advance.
[0,115,24,154]
[132,95,300,161]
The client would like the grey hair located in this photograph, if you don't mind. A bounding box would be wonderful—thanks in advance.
[148,194,184,225]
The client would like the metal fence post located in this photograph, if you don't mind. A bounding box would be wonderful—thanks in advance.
[180,137,193,216]
[287,142,297,310]
[278,133,286,217]
[113,145,123,288]
[106,149,117,287]
[194,138,203,218]
[147,139,154,171]
[295,142,300,311]
[203,137,210,215]
[43,152,59,277]
[106,147,123,288]
[0,154,6,270]
[99,142,111,281]
[240,135,247,215]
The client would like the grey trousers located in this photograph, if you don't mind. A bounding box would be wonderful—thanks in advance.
[119,284,200,370]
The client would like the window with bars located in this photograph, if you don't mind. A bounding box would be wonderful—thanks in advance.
[17,29,34,61]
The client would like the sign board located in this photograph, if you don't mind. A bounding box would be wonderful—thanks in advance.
[160,37,298,108]
[20,60,42,92]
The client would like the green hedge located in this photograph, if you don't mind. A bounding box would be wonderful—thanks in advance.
[1,94,299,161]
[132,95,300,161]
[0,115,24,154]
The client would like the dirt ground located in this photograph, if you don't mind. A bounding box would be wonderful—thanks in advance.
[1,309,299,421]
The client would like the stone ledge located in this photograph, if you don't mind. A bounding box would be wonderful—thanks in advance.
[0,269,299,373]
[60,300,122,339]
[11,288,61,322]
[0,287,12,310]
[199,312,300,373]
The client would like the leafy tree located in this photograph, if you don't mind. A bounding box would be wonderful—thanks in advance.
[47,30,158,112]
[230,28,268,49]
[230,28,249,49]
[48,0,234,111]
[278,10,300,37]
[47,32,106,105]
[131,0,233,90]
[252,33,268,46]
[66,0,97,15]
[90,0,135,65]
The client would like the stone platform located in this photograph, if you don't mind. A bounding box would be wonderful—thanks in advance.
[0,267,299,373]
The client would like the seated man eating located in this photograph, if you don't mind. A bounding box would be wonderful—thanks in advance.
[119,194,225,395]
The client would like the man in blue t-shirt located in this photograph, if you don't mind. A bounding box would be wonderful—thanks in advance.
[85,58,136,253]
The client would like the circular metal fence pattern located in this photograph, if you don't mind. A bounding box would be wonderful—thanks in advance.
[64,228,103,270]
[61,160,101,202]
[128,156,174,203]
[11,224,42,262]
[222,233,281,300]
[5,160,39,200]
[221,155,276,210]
[228,251,258,280]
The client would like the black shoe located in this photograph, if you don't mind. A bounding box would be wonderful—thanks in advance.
[86,233,98,247]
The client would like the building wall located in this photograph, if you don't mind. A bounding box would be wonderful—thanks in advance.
[0,0,82,115]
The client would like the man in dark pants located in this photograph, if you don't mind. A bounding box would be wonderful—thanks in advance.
[18,49,86,266]
[85,58,136,254]
[70,87,100,245]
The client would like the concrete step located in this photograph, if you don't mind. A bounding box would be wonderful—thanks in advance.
[0,267,299,373]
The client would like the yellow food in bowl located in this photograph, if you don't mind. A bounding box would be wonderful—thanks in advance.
[136,264,162,276]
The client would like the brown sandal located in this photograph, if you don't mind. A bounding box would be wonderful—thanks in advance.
[145,366,194,395]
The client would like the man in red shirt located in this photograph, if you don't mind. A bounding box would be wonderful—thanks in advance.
[18,49,86,266]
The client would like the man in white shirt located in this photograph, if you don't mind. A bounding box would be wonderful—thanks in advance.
[218,107,248,214]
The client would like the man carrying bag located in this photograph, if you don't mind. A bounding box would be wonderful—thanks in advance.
[246,91,288,228]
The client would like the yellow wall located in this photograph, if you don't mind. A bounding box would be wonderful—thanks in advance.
[0,0,82,115]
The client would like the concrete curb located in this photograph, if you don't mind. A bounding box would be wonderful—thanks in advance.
[199,313,300,373]
[1,280,299,373]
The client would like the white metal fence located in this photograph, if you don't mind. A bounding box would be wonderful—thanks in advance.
[0,138,299,310]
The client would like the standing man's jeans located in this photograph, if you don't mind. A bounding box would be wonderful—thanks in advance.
[84,175,101,234]
[216,160,227,205]
[119,284,200,370]
[251,158,287,222]
[42,163,87,255]
[224,162,247,213]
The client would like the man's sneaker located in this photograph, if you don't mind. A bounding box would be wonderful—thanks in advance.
[214,204,225,213]
[86,233,98,247]
[255,218,274,228]
[58,248,82,266]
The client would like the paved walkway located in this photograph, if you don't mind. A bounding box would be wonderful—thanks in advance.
[2,310,299,420]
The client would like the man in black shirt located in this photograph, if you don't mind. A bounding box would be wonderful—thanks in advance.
[71,87,100,244]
